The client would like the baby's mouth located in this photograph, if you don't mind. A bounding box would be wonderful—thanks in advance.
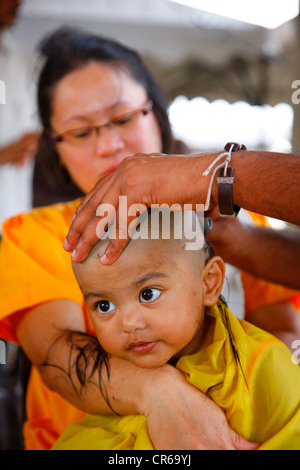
[128,341,159,354]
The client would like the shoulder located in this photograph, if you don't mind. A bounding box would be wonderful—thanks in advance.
[220,306,300,444]
[2,199,82,242]
[249,337,300,445]
[214,303,297,385]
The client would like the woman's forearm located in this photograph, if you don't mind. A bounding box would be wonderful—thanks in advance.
[15,300,137,416]
[37,328,191,418]
[39,330,151,415]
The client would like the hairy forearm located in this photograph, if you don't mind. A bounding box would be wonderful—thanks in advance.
[227,151,299,225]
[225,225,300,289]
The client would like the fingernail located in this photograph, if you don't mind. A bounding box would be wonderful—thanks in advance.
[63,238,69,250]
[100,253,108,264]
[71,248,78,259]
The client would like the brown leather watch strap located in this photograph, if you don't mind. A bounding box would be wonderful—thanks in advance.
[217,142,247,217]
[224,142,247,152]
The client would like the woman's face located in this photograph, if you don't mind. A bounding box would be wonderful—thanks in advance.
[50,61,163,193]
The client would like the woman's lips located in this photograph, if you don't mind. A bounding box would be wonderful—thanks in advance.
[128,341,159,354]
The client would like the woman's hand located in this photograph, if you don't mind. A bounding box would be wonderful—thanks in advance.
[137,364,258,450]
[63,153,218,264]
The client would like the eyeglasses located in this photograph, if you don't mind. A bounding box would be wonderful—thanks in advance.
[50,100,153,148]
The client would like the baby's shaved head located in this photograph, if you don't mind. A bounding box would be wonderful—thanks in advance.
[72,209,213,288]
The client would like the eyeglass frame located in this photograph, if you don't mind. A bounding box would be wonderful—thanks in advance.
[48,100,154,145]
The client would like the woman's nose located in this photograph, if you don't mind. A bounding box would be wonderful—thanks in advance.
[121,308,147,334]
[94,126,125,157]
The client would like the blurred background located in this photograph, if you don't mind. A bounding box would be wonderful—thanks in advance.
[9,0,300,154]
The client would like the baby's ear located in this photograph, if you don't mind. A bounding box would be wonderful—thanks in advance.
[202,256,225,306]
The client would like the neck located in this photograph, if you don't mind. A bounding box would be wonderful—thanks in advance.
[169,309,214,365]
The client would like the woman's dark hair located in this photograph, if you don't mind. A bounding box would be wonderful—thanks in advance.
[34,26,178,203]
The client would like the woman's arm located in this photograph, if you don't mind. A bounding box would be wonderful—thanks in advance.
[0,132,38,165]
[15,299,256,449]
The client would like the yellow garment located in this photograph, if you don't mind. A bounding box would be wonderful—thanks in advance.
[53,303,300,450]
[0,200,298,450]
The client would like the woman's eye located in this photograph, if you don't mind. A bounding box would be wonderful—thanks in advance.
[139,288,161,303]
[113,114,134,126]
[96,300,116,315]
[72,128,93,139]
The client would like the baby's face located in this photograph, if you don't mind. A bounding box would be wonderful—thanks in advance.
[73,236,210,368]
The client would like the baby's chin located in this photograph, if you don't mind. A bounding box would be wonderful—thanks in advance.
[122,354,168,369]
[125,355,170,370]
[131,361,166,369]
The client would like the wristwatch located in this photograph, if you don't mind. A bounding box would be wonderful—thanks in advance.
[217,142,247,217]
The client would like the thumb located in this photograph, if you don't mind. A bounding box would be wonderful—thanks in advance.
[230,428,259,450]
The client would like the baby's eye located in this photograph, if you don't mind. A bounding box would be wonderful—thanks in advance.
[139,288,161,303]
[96,300,116,315]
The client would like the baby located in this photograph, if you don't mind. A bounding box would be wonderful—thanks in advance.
[53,210,300,450]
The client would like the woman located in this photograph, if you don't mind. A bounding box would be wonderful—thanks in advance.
[0,27,295,450]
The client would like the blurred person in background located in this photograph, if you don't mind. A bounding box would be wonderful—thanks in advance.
[0,0,38,451]
[0,0,39,234]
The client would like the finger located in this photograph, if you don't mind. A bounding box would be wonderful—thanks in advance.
[64,209,97,253]
[74,182,101,214]
[73,172,116,218]
[64,193,105,252]
[67,189,121,260]
[100,236,130,265]
[71,199,129,263]
[69,215,102,262]
[230,429,259,450]
[100,202,145,265]
[73,185,101,218]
